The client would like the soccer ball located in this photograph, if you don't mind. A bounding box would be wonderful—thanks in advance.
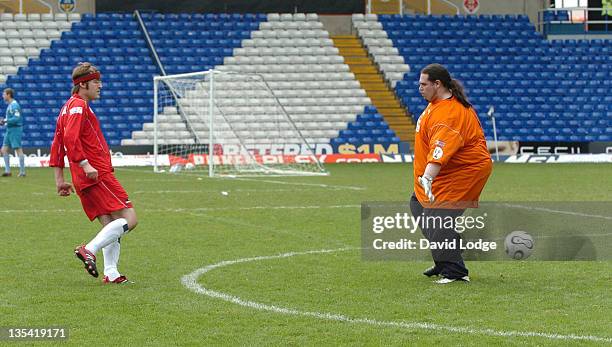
[504,231,534,260]
[185,162,195,170]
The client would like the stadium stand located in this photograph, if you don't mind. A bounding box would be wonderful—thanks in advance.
[331,14,410,144]
[2,12,156,147]
[1,11,608,147]
[352,13,409,87]
[0,13,77,84]
[0,11,398,148]
[380,14,612,142]
[124,12,399,146]
[139,12,264,75]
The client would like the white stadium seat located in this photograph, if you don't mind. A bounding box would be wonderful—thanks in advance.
[0,56,14,65]
[352,14,365,22]
[306,13,318,21]
[2,66,17,74]
[25,47,39,56]
[16,21,32,29]
[57,21,73,30]
[13,48,27,57]
[27,13,41,21]
[46,30,62,39]
[18,29,35,39]
[1,22,18,30]
[364,38,393,47]
[267,13,280,21]
[280,13,293,21]
[43,21,59,30]
[17,38,33,47]
[35,38,51,47]
[28,21,45,30]
[14,14,27,22]
[13,56,28,66]
[32,29,47,38]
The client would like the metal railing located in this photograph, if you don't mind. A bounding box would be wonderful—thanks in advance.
[33,0,51,13]
[426,0,459,15]
[366,0,459,15]
[0,0,53,13]
[134,10,201,144]
[537,7,612,34]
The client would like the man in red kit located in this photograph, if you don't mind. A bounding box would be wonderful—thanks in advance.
[49,62,138,284]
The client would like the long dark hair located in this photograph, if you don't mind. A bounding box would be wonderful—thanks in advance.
[421,63,472,109]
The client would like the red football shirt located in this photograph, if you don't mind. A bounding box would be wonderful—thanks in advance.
[49,94,113,192]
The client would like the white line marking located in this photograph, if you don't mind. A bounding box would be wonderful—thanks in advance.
[116,167,366,191]
[182,248,612,343]
[165,205,360,213]
[0,209,83,213]
[0,205,360,214]
[502,203,612,221]
[133,188,322,194]
[227,177,366,191]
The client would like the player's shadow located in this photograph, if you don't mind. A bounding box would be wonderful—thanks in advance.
[540,235,597,260]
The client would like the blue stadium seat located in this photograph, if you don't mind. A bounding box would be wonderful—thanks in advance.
[363,105,378,114]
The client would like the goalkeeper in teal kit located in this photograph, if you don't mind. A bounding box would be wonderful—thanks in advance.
[1,88,25,177]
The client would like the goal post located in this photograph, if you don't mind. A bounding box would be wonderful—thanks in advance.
[153,70,328,177]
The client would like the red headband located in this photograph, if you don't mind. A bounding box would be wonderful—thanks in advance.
[73,71,101,86]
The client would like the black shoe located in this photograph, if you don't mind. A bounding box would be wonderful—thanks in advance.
[423,265,441,277]
[2,172,11,177]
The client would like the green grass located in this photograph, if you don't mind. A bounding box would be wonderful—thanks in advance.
[1,163,611,346]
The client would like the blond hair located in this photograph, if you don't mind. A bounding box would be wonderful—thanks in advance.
[71,62,99,94]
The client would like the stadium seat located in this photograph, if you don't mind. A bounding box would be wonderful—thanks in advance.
[379,13,611,142]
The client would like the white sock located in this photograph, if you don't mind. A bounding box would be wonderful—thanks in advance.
[103,239,121,281]
[85,218,129,255]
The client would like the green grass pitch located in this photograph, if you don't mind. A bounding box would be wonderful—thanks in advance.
[1,163,611,345]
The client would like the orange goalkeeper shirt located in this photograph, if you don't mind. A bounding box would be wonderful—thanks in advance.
[413,96,492,207]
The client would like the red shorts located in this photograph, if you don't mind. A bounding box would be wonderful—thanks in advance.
[77,174,133,221]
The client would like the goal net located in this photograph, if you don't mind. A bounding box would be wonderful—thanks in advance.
[153,70,328,176]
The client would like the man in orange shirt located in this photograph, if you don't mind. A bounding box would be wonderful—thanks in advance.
[410,64,492,284]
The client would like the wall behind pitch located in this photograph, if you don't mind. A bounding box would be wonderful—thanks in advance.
[52,0,95,14]
[437,0,549,25]
[96,0,364,14]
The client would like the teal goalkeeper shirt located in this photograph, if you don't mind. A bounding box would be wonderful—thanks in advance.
[5,100,23,128]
